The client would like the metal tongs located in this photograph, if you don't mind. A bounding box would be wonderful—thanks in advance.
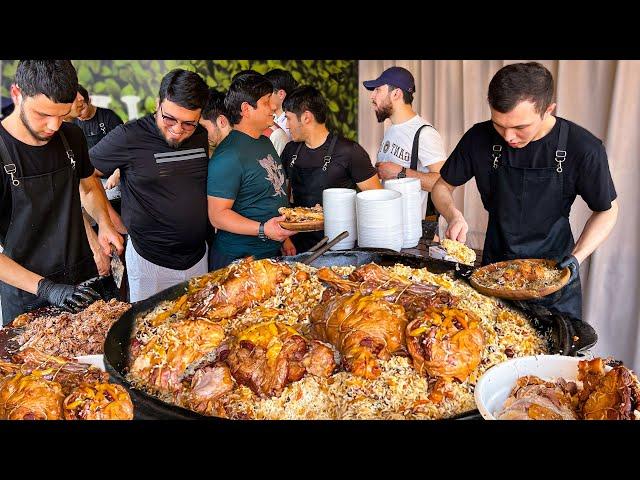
[427,243,476,281]
[302,231,349,265]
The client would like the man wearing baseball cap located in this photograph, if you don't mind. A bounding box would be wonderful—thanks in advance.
[363,66,446,220]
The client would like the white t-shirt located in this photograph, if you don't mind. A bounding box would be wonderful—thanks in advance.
[377,114,446,215]
[274,111,291,139]
[266,125,290,156]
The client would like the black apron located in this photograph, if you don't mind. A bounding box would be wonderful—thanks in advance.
[288,134,341,252]
[0,131,97,325]
[482,118,582,320]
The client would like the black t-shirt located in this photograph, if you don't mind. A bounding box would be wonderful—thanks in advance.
[281,134,377,198]
[440,117,617,215]
[0,121,94,244]
[89,114,209,270]
[72,107,124,149]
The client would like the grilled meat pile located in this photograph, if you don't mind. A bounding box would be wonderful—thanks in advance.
[12,299,131,357]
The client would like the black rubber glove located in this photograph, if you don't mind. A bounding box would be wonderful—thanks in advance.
[36,278,101,313]
[558,255,579,283]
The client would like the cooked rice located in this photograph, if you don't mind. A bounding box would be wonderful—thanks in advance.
[127,261,549,419]
[441,239,476,266]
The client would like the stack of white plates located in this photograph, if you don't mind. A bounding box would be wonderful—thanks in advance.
[383,178,422,248]
[323,188,357,250]
[356,189,403,252]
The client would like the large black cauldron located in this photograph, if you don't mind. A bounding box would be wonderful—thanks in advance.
[104,250,597,420]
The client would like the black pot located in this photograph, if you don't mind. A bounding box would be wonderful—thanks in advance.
[104,250,597,420]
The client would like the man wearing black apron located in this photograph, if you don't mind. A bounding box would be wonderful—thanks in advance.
[0,60,123,325]
[280,86,382,252]
[432,62,619,321]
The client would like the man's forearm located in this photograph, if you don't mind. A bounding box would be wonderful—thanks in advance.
[431,178,462,223]
[0,253,43,294]
[210,208,260,236]
[572,200,619,263]
[406,169,441,192]
[80,175,111,226]
[83,212,101,256]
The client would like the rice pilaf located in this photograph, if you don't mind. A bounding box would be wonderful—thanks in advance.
[127,261,549,419]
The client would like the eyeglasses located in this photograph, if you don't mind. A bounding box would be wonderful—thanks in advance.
[159,104,200,132]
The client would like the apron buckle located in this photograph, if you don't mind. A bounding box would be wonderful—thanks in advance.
[66,150,76,170]
[322,155,331,172]
[3,163,20,186]
[492,145,502,169]
[555,150,566,173]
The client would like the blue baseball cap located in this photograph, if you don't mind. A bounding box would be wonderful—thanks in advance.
[362,66,415,93]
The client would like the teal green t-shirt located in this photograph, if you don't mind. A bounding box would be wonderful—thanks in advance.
[207,130,289,259]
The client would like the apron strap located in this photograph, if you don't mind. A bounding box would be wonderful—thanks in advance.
[58,130,76,170]
[555,119,568,173]
[322,133,339,171]
[289,141,304,168]
[411,124,437,219]
[0,134,20,186]
[490,118,569,174]
[290,133,339,171]
[410,124,431,171]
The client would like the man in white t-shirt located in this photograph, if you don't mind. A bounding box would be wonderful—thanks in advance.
[265,69,298,139]
[263,69,298,155]
[363,66,446,217]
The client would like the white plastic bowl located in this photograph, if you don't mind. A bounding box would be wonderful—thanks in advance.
[474,355,598,420]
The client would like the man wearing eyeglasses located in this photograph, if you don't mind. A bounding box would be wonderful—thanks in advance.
[89,69,210,302]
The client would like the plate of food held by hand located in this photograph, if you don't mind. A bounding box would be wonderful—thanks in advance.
[469,258,570,300]
[278,204,324,231]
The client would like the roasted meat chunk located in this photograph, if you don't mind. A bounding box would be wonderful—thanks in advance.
[317,264,453,320]
[311,289,407,379]
[176,363,235,416]
[226,322,336,398]
[190,364,234,401]
[495,375,578,420]
[188,258,292,320]
[578,358,640,420]
[63,383,134,420]
[406,307,484,382]
[130,318,225,394]
[0,371,65,420]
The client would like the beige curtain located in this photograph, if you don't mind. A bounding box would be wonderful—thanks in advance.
[359,60,640,371]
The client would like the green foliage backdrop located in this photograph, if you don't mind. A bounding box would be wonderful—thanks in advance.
[1,60,358,140]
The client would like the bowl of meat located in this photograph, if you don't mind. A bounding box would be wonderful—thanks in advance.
[475,355,640,420]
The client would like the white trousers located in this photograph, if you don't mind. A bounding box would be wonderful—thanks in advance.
[125,239,207,303]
